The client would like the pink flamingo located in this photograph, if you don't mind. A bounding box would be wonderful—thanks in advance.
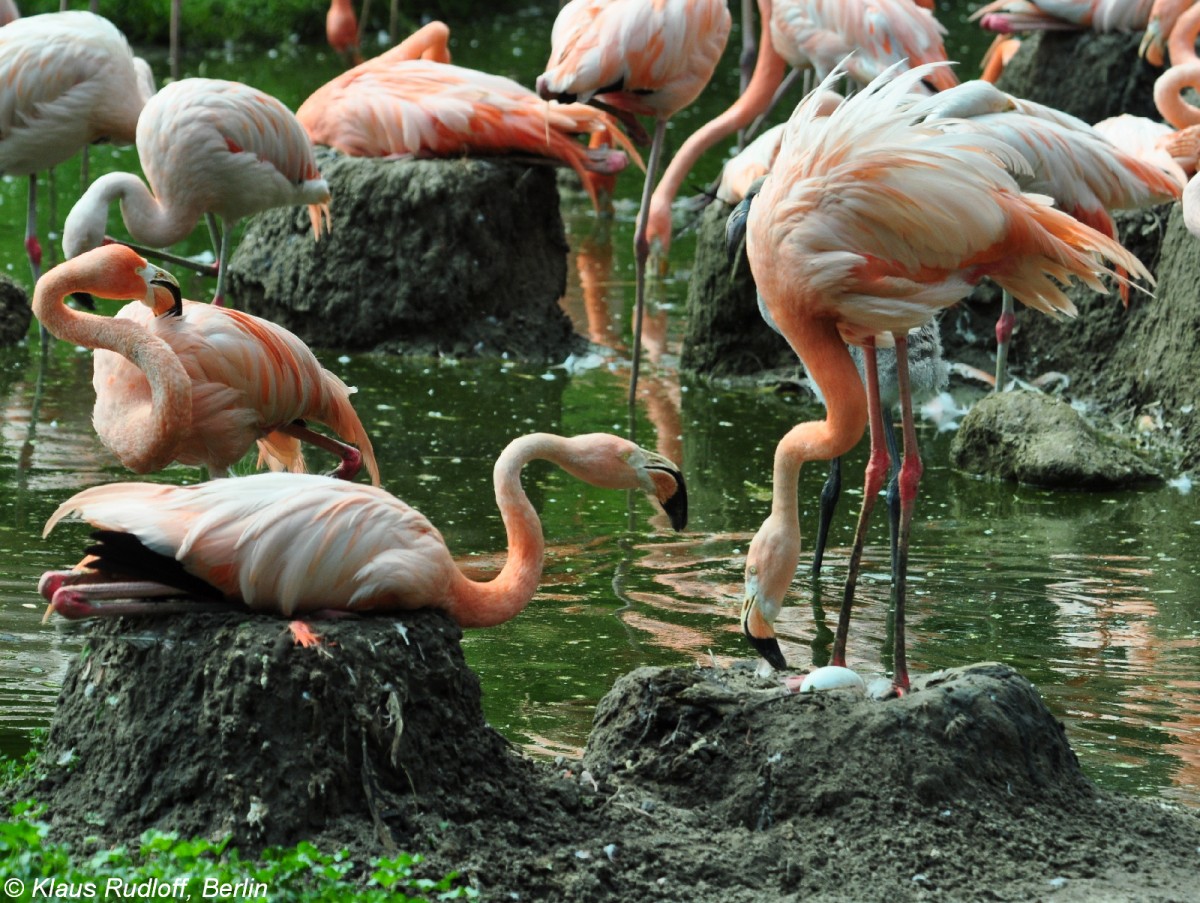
[920,80,1182,387]
[38,435,687,625]
[0,0,19,26]
[0,11,149,289]
[536,0,732,405]
[1140,0,1196,65]
[296,26,640,213]
[644,0,958,263]
[972,0,1155,34]
[739,62,1151,693]
[32,244,379,483]
[62,77,331,307]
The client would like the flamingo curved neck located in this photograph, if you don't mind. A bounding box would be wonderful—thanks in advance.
[448,433,570,628]
[65,172,199,259]
[32,262,191,474]
[1154,63,1200,130]
[646,0,786,251]
[770,317,868,518]
[1168,0,1200,65]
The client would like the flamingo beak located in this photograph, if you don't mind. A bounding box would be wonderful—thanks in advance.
[151,272,183,318]
[644,453,688,531]
[741,580,788,671]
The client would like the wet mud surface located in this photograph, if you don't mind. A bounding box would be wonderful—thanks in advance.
[12,613,1200,902]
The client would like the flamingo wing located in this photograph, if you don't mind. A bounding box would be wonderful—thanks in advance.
[750,63,1151,344]
[44,473,456,616]
[137,78,328,228]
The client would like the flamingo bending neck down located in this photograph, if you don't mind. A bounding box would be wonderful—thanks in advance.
[39,435,688,627]
[62,78,331,307]
[32,244,379,483]
[740,62,1152,694]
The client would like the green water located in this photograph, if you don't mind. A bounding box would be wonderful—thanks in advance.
[2,5,1199,812]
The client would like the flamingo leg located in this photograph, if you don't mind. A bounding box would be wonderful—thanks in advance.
[27,174,52,348]
[882,412,903,580]
[170,0,181,81]
[811,456,842,579]
[43,578,232,623]
[628,116,668,409]
[831,339,888,669]
[994,288,1015,391]
[209,213,230,307]
[890,332,922,694]
[279,420,363,481]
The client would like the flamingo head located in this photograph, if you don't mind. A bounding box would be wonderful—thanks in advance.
[62,245,183,316]
[557,434,688,531]
[741,511,799,672]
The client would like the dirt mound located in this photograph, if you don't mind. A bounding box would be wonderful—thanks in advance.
[16,616,1200,901]
[226,149,583,362]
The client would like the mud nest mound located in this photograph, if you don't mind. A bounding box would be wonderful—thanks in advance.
[17,617,1200,901]
[226,150,583,362]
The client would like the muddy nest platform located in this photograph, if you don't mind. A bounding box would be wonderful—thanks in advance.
[16,614,1200,902]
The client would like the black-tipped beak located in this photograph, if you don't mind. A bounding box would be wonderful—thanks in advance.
[745,629,788,671]
[153,276,184,318]
[725,196,752,263]
[651,466,688,531]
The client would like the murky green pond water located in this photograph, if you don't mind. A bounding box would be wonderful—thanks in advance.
[1,5,1198,811]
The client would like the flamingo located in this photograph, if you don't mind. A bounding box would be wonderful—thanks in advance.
[739,62,1152,693]
[536,0,732,405]
[919,80,1182,388]
[1154,60,1200,237]
[1140,0,1197,65]
[61,77,331,307]
[38,434,687,627]
[32,244,380,483]
[0,11,149,291]
[327,0,363,66]
[643,0,958,263]
[980,34,1023,81]
[295,28,640,213]
[972,0,1155,34]
[0,0,18,26]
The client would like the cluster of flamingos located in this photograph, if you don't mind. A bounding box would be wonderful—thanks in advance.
[4,0,1195,697]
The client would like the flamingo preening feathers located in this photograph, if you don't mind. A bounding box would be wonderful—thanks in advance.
[739,62,1153,693]
[32,244,379,483]
[39,434,687,627]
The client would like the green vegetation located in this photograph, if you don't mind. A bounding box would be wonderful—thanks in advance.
[16,0,551,48]
[1,737,474,902]
[0,802,478,902]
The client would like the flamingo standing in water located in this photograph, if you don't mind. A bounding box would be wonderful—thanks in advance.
[643,0,958,263]
[296,23,640,213]
[918,80,1181,388]
[0,11,149,289]
[62,78,331,307]
[739,63,1152,693]
[33,244,380,483]
[38,434,687,627]
[536,0,732,404]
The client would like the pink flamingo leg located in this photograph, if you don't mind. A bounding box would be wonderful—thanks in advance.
[629,116,668,408]
[994,290,1016,391]
[832,339,889,669]
[25,175,42,283]
[280,421,364,481]
[890,332,922,694]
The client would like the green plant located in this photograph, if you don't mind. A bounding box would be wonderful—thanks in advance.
[0,803,478,902]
